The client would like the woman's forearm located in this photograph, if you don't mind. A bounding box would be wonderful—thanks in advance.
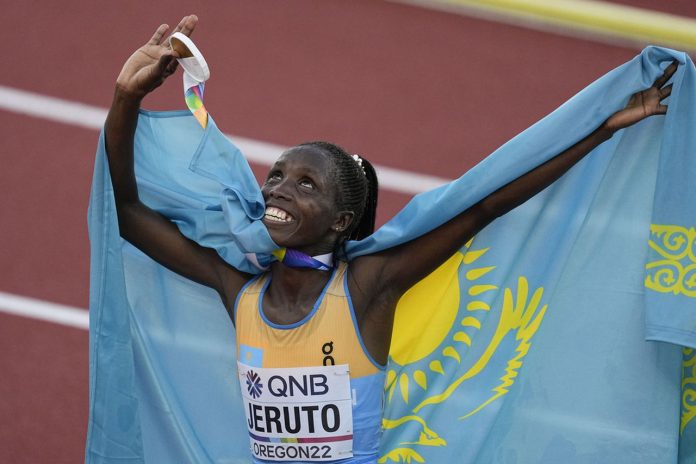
[104,88,143,206]
[369,122,615,298]
[478,123,613,219]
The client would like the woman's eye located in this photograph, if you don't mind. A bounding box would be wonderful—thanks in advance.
[299,179,315,189]
[267,172,282,182]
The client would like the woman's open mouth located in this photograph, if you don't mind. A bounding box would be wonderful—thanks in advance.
[264,206,295,223]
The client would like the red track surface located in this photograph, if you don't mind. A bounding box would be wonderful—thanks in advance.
[2,1,693,462]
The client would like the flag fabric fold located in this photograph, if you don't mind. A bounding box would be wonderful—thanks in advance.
[86,47,696,463]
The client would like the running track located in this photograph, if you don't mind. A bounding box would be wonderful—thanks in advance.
[1,2,695,462]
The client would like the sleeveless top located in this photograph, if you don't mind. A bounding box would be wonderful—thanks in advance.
[234,261,386,463]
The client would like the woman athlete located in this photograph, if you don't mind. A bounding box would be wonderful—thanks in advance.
[105,14,677,464]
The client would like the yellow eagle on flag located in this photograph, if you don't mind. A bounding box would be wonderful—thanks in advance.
[380,240,549,463]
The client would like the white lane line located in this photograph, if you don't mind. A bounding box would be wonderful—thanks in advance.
[0,291,89,330]
[0,85,450,195]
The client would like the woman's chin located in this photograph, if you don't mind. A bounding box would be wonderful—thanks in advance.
[264,221,294,246]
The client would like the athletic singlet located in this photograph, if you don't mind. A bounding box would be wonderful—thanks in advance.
[235,262,385,463]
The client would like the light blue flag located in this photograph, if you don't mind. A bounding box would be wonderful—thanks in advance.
[86,47,696,463]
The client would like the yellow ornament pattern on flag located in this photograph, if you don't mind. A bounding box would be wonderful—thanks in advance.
[645,224,696,438]
[645,224,696,298]
[683,348,696,435]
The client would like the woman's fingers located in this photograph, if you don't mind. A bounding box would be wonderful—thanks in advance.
[156,53,177,74]
[653,84,672,115]
[164,59,179,77]
[146,15,197,49]
[659,84,673,101]
[148,24,170,46]
[653,60,678,89]
[173,14,198,37]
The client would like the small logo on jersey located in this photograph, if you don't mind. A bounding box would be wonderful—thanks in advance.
[322,341,335,366]
[246,370,263,398]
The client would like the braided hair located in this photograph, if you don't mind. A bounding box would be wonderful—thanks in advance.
[297,141,379,243]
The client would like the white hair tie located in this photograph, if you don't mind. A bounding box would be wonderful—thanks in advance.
[352,154,366,176]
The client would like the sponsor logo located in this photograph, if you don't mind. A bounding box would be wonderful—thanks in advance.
[268,373,328,397]
[246,370,263,399]
[322,341,334,366]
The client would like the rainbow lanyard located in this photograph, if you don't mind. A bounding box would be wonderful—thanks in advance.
[169,32,210,129]
[183,72,208,128]
[272,249,333,271]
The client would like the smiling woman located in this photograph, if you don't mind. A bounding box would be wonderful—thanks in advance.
[102,14,678,464]
[261,142,378,256]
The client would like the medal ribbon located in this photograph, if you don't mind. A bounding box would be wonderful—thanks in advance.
[183,71,208,128]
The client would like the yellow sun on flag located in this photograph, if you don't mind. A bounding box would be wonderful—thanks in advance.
[386,243,497,404]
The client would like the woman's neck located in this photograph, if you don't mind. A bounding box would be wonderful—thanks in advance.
[262,263,333,324]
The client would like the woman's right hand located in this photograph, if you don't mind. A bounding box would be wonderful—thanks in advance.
[115,14,198,99]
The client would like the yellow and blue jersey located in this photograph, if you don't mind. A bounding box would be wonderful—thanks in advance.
[235,261,386,463]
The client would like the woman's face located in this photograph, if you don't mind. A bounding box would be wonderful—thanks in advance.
[261,147,351,255]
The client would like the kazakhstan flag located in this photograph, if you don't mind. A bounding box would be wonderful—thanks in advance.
[86,47,695,463]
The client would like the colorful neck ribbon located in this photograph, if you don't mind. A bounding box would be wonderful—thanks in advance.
[272,249,334,271]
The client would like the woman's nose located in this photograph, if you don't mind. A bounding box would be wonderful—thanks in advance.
[267,181,292,201]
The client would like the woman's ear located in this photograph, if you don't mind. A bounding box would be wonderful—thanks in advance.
[333,211,355,233]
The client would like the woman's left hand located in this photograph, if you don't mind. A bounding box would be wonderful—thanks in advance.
[604,60,678,133]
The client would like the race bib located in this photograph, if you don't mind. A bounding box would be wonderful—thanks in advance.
[237,362,354,461]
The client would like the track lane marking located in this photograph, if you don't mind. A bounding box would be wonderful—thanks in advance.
[0,85,450,195]
[0,291,89,330]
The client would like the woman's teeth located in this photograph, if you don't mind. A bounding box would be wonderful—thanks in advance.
[264,207,295,223]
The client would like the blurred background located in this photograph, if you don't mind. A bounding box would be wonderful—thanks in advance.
[1,1,695,462]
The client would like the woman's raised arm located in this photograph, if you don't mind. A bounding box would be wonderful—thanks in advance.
[105,15,250,311]
[353,60,677,315]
